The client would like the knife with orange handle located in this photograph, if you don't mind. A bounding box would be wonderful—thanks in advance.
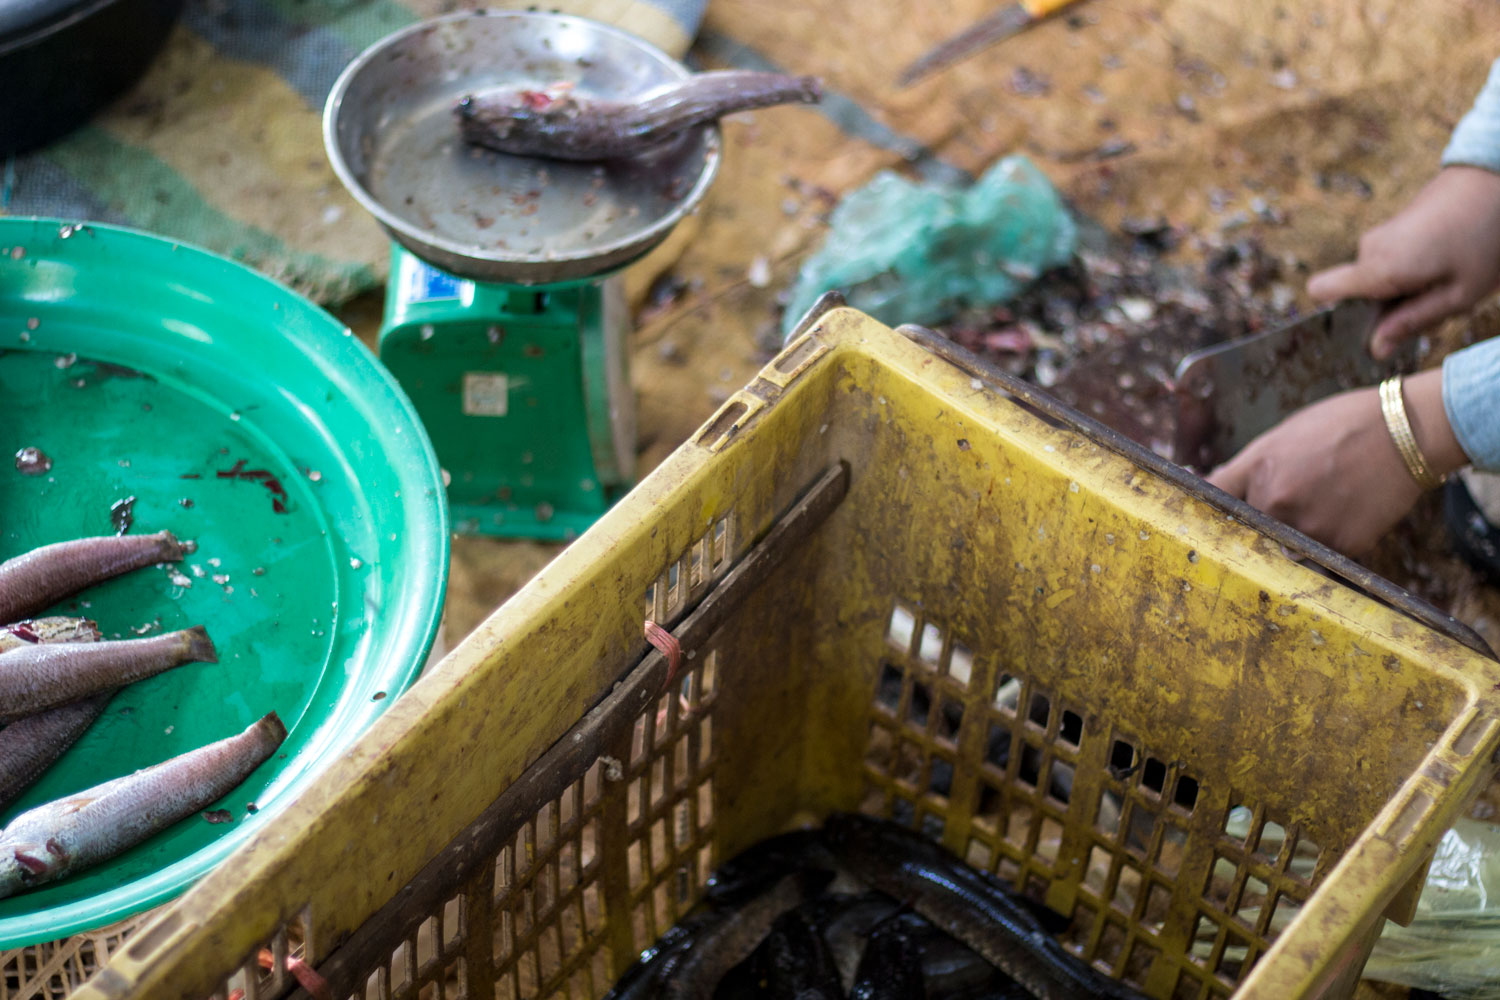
[896,0,1086,88]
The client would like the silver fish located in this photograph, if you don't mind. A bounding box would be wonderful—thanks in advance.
[0,694,115,813]
[456,70,822,161]
[0,626,216,724]
[0,531,186,624]
[0,618,108,812]
[0,712,288,899]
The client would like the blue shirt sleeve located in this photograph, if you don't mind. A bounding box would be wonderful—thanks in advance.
[1444,58,1500,172]
[1436,59,1500,471]
[1444,337,1500,472]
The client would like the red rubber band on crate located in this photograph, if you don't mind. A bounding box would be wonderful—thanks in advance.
[258,948,332,1000]
[644,620,683,692]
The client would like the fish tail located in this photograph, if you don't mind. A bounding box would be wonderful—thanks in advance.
[796,76,823,103]
[183,625,218,664]
[254,711,288,748]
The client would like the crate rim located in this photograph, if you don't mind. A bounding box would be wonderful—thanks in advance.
[71,303,1500,1000]
[887,316,1492,662]
[790,288,1494,664]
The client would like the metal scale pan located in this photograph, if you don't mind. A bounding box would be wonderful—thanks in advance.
[323,9,723,285]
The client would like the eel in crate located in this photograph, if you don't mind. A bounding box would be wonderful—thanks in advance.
[825,813,1149,1000]
[602,814,1150,1000]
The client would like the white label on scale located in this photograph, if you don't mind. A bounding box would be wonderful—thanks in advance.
[462,372,509,416]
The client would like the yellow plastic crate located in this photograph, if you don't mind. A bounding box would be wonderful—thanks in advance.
[75,303,1500,1000]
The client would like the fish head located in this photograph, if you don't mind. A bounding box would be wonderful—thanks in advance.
[0,859,23,900]
[0,846,46,900]
[0,837,68,900]
[457,88,580,132]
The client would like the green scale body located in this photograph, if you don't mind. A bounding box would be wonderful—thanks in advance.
[379,245,635,540]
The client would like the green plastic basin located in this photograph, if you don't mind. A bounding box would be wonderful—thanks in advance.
[0,219,449,947]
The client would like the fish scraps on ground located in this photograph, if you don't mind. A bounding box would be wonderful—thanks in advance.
[604,813,1148,1000]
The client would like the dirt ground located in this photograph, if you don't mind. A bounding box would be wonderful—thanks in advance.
[337,4,1500,993]
[351,0,1500,659]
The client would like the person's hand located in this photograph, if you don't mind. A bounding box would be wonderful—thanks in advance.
[1308,166,1500,359]
[1206,369,1469,556]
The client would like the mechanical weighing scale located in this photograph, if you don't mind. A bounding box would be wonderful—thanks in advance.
[324,10,722,539]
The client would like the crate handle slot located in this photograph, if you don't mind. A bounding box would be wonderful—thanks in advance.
[896,324,1497,662]
[696,398,762,453]
[274,462,850,999]
[122,910,190,964]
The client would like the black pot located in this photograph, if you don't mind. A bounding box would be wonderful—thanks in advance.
[0,0,187,156]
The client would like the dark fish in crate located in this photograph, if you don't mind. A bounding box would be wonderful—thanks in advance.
[0,531,186,623]
[0,626,216,724]
[768,906,844,998]
[705,828,839,907]
[744,906,846,999]
[850,915,927,1000]
[0,712,287,899]
[884,911,1030,1000]
[616,841,824,998]
[805,891,902,991]
[456,70,822,161]
[824,813,1148,1000]
[812,893,1023,999]
[666,867,833,1000]
[608,830,837,1000]
[607,920,706,1000]
[607,873,812,1000]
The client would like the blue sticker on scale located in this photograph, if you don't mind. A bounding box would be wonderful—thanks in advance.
[404,260,470,303]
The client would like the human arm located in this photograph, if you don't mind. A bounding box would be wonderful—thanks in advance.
[1307,58,1500,357]
[1209,59,1500,554]
[1306,168,1500,359]
[1205,367,1468,556]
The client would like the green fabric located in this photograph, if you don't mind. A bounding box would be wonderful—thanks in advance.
[38,127,377,301]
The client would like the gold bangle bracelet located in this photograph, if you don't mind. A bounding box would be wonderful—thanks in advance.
[1379,376,1445,491]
